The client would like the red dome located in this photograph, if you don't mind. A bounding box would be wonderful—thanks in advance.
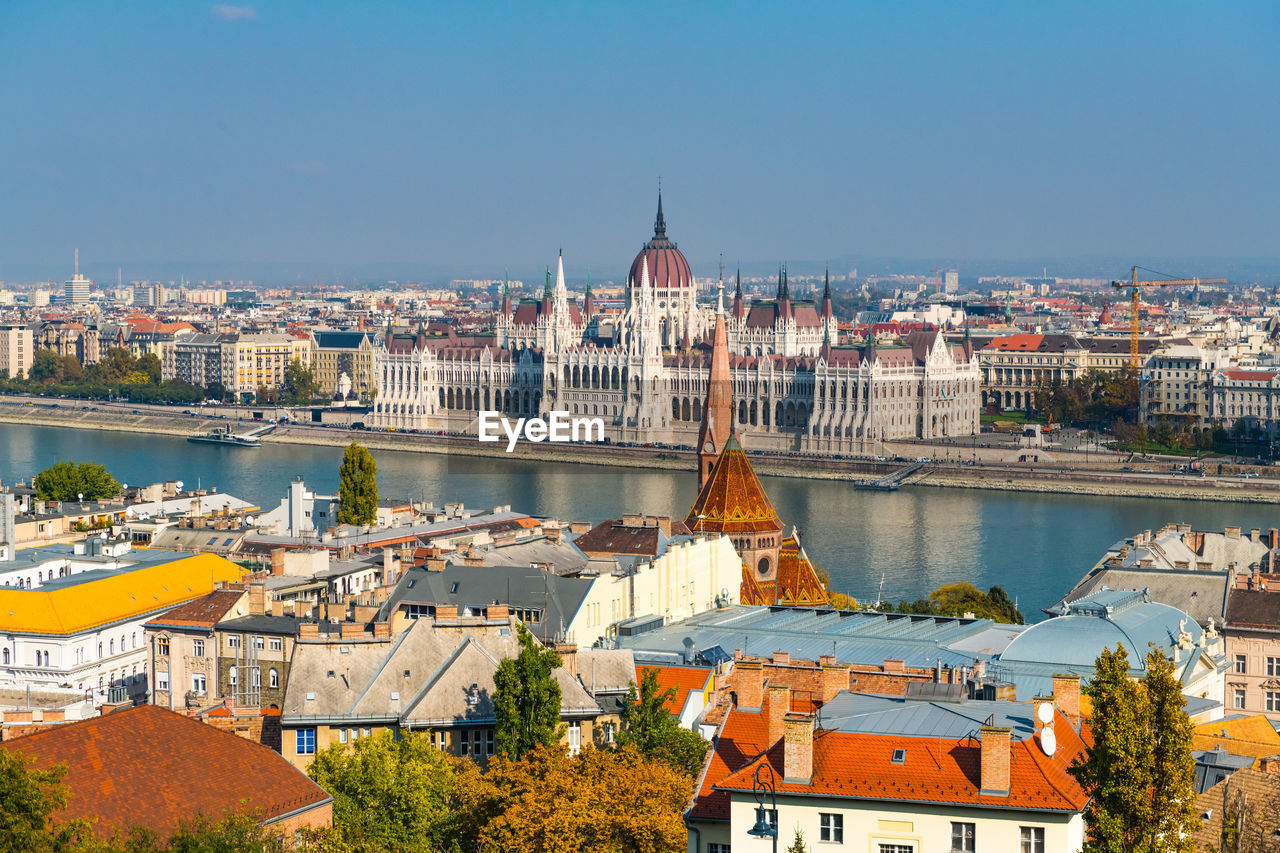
[628,194,694,290]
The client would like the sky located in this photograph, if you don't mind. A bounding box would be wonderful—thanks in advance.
[1,2,1278,283]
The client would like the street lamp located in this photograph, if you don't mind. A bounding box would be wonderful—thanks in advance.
[747,762,778,851]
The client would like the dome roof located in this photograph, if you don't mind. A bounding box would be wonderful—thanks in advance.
[629,193,694,290]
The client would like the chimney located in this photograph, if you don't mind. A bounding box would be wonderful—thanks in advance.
[340,623,363,639]
[979,726,1012,797]
[783,713,814,783]
[270,548,285,576]
[767,683,791,745]
[425,557,447,572]
[382,548,397,583]
[1260,755,1280,774]
[735,659,764,710]
[772,651,791,666]
[821,658,849,704]
[883,658,905,674]
[299,624,321,639]
[372,622,390,639]
[546,524,562,544]
[435,605,458,623]
[556,642,577,677]
[1271,529,1278,549]
[247,581,266,616]
[1051,673,1081,728]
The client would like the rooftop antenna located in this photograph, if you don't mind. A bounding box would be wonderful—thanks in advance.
[877,572,886,608]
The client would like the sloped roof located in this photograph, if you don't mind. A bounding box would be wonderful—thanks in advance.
[574,518,689,558]
[0,554,247,636]
[1226,588,1280,630]
[1,705,330,839]
[636,664,713,714]
[1193,714,1280,761]
[684,434,784,535]
[1192,768,1280,849]
[144,588,246,630]
[1046,569,1230,626]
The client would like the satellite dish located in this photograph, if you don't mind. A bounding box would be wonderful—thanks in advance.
[245,516,256,526]
[1039,726,1057,757]
[1037,702,1054,725]
[720,587,730,600]
[174,480,184,491]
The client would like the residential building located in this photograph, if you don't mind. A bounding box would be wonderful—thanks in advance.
[163,332,234,389]
[145,588,248,711]
[1209,368,1280,437]
[1192,765,1280,852]
[227,333,312,400]
[280,610,602,770]
[309,329,380,400]
[0,324,32,379]
[1224,584,1280,720]
[1,705,332,840]
[1140,343,1226,427]
[215,613,302,710]
[688,675,1089,852]
[0,547,245,706]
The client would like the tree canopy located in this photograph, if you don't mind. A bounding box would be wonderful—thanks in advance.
[1069,645,1197,853]
[33,461,121,502]
[283,359,322,405]
[617,668,711,777]
[493,625,563,760]
[893,582,1024,624]
[337,442,378,526]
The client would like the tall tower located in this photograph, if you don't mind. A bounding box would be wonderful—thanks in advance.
[64,249,92,305]
[697,282,732,489]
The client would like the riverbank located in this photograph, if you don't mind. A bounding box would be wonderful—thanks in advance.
[4,398,1280,503]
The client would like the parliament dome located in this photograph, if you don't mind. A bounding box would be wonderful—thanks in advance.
[628,193,694,290]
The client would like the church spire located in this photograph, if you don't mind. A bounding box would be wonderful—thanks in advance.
[654,188,666,239]
[696,279,732,490]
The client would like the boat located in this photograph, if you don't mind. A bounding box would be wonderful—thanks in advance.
[187,426,262,447]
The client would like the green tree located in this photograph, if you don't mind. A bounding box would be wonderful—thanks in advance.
[135,353,162,384]
[785,827,810,853]
[283,358,321,405]
[337,442,378,526]
[1069,644,1200,853]
[493,625,562,760]
[0,749,92,852]
[34,461,121,502]
[307,730,458,853]
[617,668,711,777]
[28,350,62,384]
[892,583,1024,624]
[1145,649,1197,852]
[88,348,137,384]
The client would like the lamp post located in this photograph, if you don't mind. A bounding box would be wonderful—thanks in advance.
[747,762,778,852]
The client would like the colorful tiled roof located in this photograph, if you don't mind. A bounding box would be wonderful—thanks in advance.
[0,553,246,635]
[637,664,713,715]
[684,434,783,535]
[2,705,330,839]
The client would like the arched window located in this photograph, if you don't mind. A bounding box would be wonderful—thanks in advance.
[2,649,8,665]
[109,640,115,655]
[269,668,279,689]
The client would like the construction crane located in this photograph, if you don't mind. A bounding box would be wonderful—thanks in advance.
[1111,266,1226,367]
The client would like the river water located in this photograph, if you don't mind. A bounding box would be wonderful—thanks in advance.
[6,423,1277,619]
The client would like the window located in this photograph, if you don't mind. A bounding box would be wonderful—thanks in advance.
[296,727,316,755]
[1235,654,1247,674]
[269,668,279,689]
[1269,657,1280,677]
[567,720,582,756]
[269,637,282,651]
[338,728,347,744]
[819,813,843,843]
[192,639,205,657]
[157,671,169,690]
[230,668,238,686]
[1235,689,1247,709]
[486,729,495,756]
[1267,691,1280,713]
[191,673,206,693]
[156,636,169,655]
[708,845,731,853]
[228,635,240,649]
[253,636,264,649]
[878,845,913,853]
[951,822,975,852]
[1020,827,1045,853]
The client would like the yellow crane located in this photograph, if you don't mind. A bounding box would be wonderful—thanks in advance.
[1111,266,1226,367]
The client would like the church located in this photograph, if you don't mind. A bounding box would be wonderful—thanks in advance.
[370,195,981,454]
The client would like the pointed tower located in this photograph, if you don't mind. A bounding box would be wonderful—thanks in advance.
[732,268,744,319]
[696,282,732,489]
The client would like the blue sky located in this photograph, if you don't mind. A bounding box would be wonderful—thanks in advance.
[1,2,1277,282]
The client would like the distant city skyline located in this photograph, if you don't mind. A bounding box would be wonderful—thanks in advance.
[2,2,1277,282]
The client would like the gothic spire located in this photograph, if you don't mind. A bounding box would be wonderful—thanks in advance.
[654,190,666,239]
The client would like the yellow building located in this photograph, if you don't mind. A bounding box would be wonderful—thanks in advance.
[227,333,311,400]
[308,330,379,401]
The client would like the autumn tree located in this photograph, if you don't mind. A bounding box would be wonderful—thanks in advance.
[493,625,562,760]
[1070,644,1197,853]
[34,460,121,502]
[455,744,690,853]
[893,583,1024,624]
[306,730,459,852]
[284,358,321,405]
[618,667,711,777]
[337,442,378,525]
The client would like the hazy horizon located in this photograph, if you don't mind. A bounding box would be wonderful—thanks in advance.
[3,2,1277,283]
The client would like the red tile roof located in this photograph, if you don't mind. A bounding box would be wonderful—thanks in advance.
[693,706,1088,822]
[145,589,245,629]
[1222,370,1277,382]
[637,664,713,714]
[2,705,330,839]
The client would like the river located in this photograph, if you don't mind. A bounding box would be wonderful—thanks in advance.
[5,423,1276,619]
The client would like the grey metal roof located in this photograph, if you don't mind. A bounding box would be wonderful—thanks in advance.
[1047,568,1231,627]
[614,605,1016,671]
[445,536,589,576]
[378,565,593,643]
[821,692,1038,742]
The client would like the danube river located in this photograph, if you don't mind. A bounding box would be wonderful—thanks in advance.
[5,423,1277,619]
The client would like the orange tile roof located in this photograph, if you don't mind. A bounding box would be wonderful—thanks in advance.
[1222,370,1277,382]
[2,705,330,839]
[638,664,713,715]
[685,434,783,535]
[144,588,245,629]
[1193,714,1280,762]
[702,708,1089,818]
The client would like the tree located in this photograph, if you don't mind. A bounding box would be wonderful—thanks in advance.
[893,583,1024,624]
[1070,644,1197,853]
[785,827,810,853]
[337,442,378,526]
[1145,649,1197,852]
[284,358,321,405]
[0,750,81,852]
[455,744,690,853]
[28,350,62,384]
[88,348,137,384]
[307,730,459,853]
[33,461,121,502]
[617,668,711,777]
[135,353,162,384]
[493,625,562,760]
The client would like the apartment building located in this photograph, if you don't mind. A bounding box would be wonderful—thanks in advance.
[309,329,380,400]
[1209,368,1280,437]
[145,588,248,711]
[227,333,311,399]
[0,324,32,379]
[1140,344,1226,427]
